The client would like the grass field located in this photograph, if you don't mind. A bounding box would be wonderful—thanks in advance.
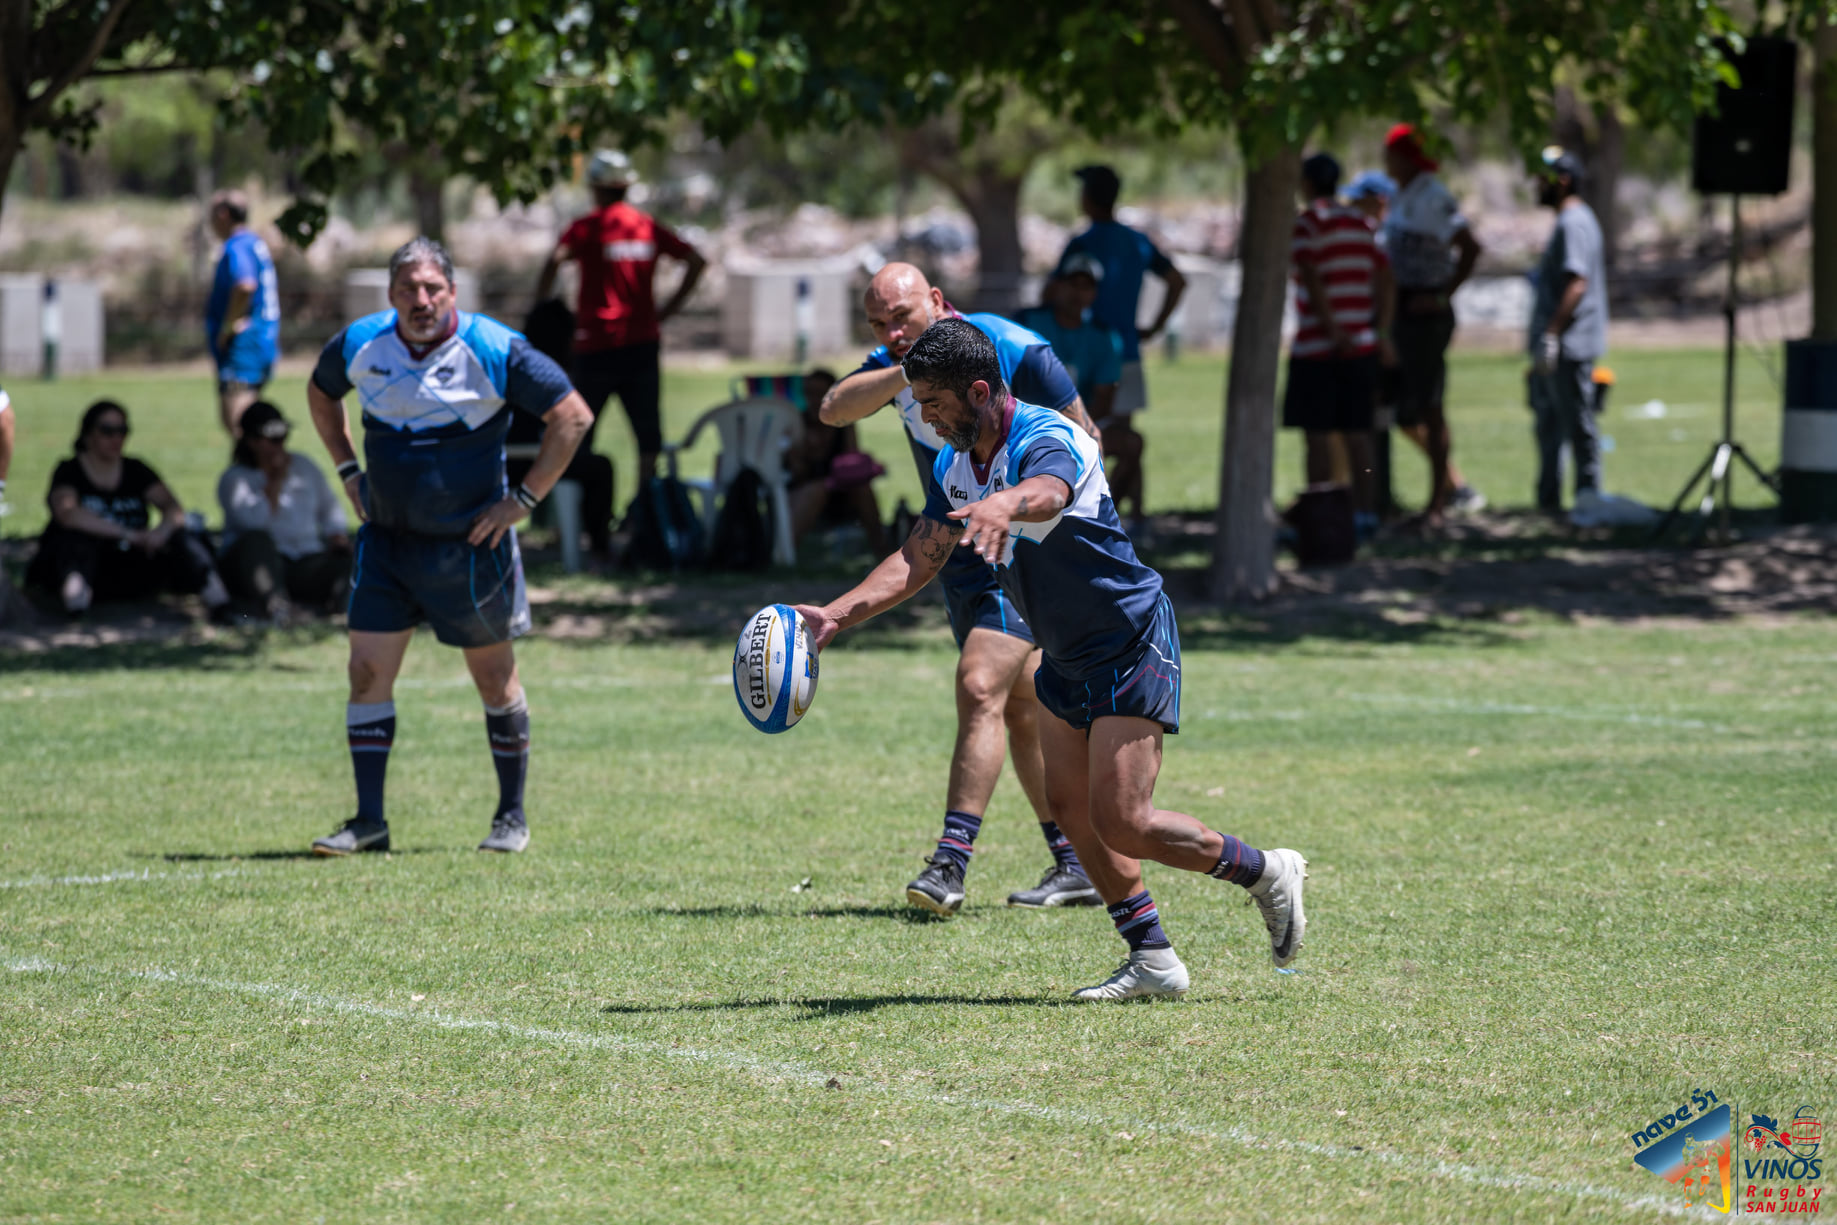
[2,614,1832,1222]
[0,345,1789,538]
[1,353,1830,1221]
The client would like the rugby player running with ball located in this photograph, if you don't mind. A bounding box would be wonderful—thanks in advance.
[306,238,592,856]
[822,263,1104,917]
[797,318,1307,1000]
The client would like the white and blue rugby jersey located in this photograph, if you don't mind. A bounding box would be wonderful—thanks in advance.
[312,310,573,538]
[922,398,1162,677]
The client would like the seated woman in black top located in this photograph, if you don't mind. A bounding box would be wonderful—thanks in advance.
[27,400,229,616]
[786,368,887,555]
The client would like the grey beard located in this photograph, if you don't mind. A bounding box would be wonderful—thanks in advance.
[944,416,982,451]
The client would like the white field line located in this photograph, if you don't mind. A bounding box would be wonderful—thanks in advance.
[1346,693,1720,732]
[2,955,1707,1219]
[0,868,245,890]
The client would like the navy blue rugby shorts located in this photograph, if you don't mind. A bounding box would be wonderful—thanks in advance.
[346,524,531,648]
[1032,593,1181,734]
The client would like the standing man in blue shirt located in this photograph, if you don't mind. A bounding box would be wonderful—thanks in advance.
[1056,166,1186,529]
[1017,255,1123,427]
[306,238,593,857]
[205,191,282,437]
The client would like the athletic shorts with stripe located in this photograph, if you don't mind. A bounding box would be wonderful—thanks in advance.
[1032,592,1181,734]
[346,523,531,648]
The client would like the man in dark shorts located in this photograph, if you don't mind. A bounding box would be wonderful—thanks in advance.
[795,319,1308,1001]
[307,238,592,856]
[535,150,707,486]
[821,263,1103,917]
[1381,125,1483,524]
[1283,153,1393,526]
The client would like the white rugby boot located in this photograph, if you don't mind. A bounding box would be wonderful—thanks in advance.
[1071,946,1190,1002]
[1247,848,1308,968]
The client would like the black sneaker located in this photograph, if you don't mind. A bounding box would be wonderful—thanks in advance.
[905,856,966,917]
[478,809,529,853]
[311,816,390,856]
[1007,863,1102,909]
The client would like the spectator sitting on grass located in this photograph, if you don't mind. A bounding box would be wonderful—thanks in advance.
[217,400,351,618]
[787,368,887,556]
[27,400,230,618]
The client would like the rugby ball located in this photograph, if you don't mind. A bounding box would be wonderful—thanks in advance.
[733,604,818,733]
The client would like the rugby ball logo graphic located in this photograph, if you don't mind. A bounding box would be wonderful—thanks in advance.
[734,604,818,733]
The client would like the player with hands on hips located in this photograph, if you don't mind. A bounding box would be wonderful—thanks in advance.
[307,237,592,858]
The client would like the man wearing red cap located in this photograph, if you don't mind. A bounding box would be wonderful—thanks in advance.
[1381,124,1483,525]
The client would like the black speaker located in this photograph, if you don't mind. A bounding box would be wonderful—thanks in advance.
[1692,37,1797,195]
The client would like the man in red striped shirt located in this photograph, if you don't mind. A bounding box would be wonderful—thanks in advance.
[1283,153,1394,520]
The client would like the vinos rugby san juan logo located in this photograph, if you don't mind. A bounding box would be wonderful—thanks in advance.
[1625,1093,1825,1214]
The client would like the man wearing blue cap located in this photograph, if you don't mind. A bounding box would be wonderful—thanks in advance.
[1528,147,1608,512]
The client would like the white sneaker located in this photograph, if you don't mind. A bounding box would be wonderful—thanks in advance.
[1071,946,1190,1002]
[1247,848,1308,968]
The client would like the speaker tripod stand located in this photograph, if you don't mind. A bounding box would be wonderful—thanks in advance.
[1653,194,1779,544]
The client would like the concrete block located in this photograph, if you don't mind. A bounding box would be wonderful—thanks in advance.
[721,258,855,361]
[50,279,105,374]
[0,274,44,375]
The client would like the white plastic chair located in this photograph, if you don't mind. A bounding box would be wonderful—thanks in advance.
[665,396,802,567]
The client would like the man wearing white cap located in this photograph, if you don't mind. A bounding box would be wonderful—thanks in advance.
[536,150,707,484]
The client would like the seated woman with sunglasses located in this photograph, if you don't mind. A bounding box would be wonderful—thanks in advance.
[216,400,350,617]
[28,400,230,617]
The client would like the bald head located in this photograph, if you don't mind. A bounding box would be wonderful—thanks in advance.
[864,262,947,360]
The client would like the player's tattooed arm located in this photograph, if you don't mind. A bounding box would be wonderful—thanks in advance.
[794,515,958,650]
[1060,394,1101,441]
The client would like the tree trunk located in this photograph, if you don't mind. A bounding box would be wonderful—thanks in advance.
[1814,15,1837,341]
[1554,88,1624,271]
[1210,146,1299,604]
[961,167,1026,315]
[409,165,446,242]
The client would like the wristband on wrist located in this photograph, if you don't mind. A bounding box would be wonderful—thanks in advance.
[337,460,361,482]
[513,483,540,510]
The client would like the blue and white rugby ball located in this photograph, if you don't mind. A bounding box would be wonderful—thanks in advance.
[733,604,818,733]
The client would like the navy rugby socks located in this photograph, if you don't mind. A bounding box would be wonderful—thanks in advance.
[1109,891,1171,951]
[931,810,982,870]
[347,702,395,825]
[484,695,530,816]
[1206,836,1266,888]
[1037,820,1084,873]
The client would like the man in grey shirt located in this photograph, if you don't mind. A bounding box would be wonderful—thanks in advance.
[1527,147,1608,512]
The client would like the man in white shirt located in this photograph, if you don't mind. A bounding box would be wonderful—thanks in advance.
[1381,125,1483,524]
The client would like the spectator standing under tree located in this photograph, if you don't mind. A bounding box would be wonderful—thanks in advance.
[535,150,708,490]
[1527,147,1608,513]
[217,401,351,619]
[205,190,281,437]
[27,401,230,617]
[1056,165,1186,530]
[1284,153,1391,532]
[1017,255,1124,431]
[1381,125,1485,524]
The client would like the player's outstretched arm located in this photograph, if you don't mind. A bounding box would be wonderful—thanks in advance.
[307,378,366,523]
[796,515,959,650]
[819,364,908,426]
[949,475,1071,566]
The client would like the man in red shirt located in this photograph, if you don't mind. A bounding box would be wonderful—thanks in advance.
[1283,152,1394,523]
[536,150,707,483]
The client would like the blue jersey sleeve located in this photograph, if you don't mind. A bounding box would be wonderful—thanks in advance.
[1012,437,1079,493]
[850,346,894,378]
[311,330,353,398]
[1012,343,1078,412]
[225,238,260,286]
[505,337,574,417]
[1143,232,1174,277]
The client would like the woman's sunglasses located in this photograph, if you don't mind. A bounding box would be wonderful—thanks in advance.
[92,424,130,438]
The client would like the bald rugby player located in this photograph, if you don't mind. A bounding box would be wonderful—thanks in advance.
[821,263,1103,916]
